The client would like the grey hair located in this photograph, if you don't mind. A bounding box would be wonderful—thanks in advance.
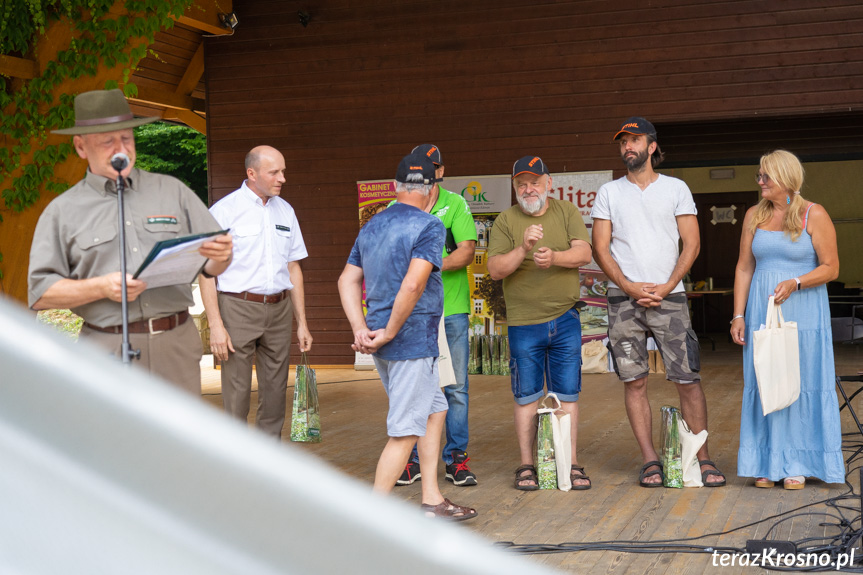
[396,173,432,196]
[245,150,261,171]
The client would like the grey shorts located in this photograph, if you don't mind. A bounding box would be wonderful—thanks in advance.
[373,356,448,437]
[606,288,701,384]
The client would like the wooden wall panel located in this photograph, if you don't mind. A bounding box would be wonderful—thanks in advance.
[204,0,863,365]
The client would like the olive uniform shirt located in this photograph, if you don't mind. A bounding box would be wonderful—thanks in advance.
[28,168,222,326]
[487,198,591,326]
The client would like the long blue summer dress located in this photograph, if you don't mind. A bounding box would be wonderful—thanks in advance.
[737,204,844,484]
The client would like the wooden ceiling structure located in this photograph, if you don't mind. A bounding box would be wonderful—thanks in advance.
[0,0,234,134]
[127,0,235,134]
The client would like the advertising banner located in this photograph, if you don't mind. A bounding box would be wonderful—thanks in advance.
[550,171,613,341]
[442,175,512,214]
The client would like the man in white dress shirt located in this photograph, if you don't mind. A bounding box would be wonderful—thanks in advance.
[200,145,312,438]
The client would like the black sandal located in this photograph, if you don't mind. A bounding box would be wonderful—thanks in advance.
[514,464,539,491]
[570,465,592,490]
[699,460,727,487]
[639,460,664,488]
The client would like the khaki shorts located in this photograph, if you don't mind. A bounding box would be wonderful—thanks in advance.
[606,288,701,384]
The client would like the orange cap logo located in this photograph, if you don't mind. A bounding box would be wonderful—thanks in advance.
[528,157,540,167]
[426,147,437,158]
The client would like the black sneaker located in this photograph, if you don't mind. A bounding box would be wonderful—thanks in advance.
[445,451,477,486]
[395,460,421,486]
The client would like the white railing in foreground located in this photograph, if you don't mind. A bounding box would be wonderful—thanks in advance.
[0,298,554,575]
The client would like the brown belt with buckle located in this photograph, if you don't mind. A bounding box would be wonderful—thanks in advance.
[83,311,190,335]
[219,290,288,304]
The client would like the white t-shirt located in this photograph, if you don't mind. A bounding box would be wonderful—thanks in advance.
[210,182,308,294]
[590,174,696,293]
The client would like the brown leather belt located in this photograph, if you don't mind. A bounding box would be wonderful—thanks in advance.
[219,290,288,304]
[84,310,190,335]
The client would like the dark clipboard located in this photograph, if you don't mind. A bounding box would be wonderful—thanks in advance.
[132,229,229,288]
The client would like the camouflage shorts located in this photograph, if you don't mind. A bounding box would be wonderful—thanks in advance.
[606,288,701,383]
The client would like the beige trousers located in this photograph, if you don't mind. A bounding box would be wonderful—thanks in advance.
[217,293,293,438]
[79,317,203,395]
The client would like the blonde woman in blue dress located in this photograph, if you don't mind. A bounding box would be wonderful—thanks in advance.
[731,149,842,490]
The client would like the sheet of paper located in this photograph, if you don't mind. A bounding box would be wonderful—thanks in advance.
[135,236,210,289]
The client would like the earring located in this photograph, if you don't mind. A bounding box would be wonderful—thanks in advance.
[786,195,791,205]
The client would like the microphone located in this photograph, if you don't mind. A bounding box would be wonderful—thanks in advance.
[111,153,130,172]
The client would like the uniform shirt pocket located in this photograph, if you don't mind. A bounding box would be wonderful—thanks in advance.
[74,225,117,251]
[274,224,293,252]
[233,224,263,240]
[143,217,181,240]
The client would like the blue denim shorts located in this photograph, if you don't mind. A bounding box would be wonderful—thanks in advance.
[508,306,582,405]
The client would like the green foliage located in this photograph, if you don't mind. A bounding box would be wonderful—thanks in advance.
[0,0,194,278]
[0,0,194,212]
[135,122,208,204]
[37,309,83,340]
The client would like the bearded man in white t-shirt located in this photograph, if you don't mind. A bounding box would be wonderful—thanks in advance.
[590,117,726,488]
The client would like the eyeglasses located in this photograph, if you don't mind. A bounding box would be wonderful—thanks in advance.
[755,173,771,184]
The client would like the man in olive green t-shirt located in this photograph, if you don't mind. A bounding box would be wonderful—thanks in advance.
[487,155,593,491]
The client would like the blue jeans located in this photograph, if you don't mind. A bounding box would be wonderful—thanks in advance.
[508,307,582,406]
[410,313,470,465]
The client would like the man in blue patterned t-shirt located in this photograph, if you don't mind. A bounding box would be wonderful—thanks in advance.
[338,153,477,521]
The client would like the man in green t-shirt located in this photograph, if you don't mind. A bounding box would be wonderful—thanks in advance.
[389,144,479,487]
[487,156,593,491]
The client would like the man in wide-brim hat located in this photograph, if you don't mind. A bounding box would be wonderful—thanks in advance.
[28,89,233,394]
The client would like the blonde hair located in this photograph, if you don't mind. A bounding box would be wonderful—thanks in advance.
[749,149,807,241]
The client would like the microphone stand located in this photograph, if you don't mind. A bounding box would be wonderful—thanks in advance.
[115,166,140,365]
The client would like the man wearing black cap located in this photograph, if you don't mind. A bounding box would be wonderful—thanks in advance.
[487,156,593,491]
[390,144,479,488]
[29,89,233,394]
[338,153,477,520]
[591,117,726,487]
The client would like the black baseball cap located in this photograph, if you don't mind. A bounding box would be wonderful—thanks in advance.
[613,116,657,140]
[395,153,436,185]
[411,144,443,166]
[512,155,550,178]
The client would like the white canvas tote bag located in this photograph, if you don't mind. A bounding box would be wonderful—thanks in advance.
[753,296,801,416]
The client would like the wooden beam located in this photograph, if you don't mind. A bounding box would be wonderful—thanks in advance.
[129,87,194,111]
[174,0,233,36]
[163,108,207,135]
[0,55,38,79]
[176,43,205,96]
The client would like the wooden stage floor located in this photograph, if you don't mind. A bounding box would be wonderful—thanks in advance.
[201,338,863,573]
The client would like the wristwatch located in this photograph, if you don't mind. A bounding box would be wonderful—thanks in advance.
[794,277,801,291]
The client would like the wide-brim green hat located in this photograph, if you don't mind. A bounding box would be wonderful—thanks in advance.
[51,89,159,135]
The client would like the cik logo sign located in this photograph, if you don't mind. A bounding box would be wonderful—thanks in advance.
[460,181,488,202]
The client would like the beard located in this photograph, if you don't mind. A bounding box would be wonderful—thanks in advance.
[622,148,650,171]
[517,190,548,215]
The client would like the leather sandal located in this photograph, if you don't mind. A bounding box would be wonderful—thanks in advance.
[699,460,727,487]
[514,464,539,491]
[783,476,805,490]
[420,498,478,521]
[639,460,664,487]
[570,465,592,490]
